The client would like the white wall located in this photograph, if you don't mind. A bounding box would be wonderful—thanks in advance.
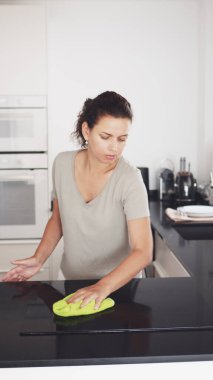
[197,0,213,183]
[0,0,212,190]
[47,0,204,190]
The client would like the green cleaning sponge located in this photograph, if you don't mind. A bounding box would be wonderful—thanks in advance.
[53,292,115,317]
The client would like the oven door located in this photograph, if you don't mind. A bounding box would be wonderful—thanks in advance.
[0,169,49,239]
[0,108,47,152]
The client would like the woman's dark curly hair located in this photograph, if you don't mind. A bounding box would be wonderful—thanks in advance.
[72,91,133,148]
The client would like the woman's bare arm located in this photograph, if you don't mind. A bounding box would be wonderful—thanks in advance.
[1,199,63,282]
[34,198,63,265]
[67,217,153,309]
[98,216,153,291]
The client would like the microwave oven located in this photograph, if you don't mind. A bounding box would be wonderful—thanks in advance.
[0,95,47,152]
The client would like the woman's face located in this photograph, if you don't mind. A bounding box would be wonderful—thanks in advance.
[82,115,131,164]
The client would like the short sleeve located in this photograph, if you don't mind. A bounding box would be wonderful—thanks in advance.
[123,168,150,220]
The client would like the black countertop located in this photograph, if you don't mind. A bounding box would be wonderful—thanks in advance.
[1,201,213,368]
[150,201,213,309]
[150,202,213,279]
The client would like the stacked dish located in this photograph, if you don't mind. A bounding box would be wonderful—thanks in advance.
[177,205,213,218]
[165,206,213,223]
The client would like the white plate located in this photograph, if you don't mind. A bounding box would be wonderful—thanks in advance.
[178,205,213,218]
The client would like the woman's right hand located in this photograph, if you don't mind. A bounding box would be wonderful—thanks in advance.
[1,257,42,282]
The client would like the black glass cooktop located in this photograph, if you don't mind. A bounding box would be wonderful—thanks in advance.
[1,278,213,337]
[2,278,213,366]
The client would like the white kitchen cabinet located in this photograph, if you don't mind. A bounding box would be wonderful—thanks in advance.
[152,231,190,277]
[0,4,47,95]
[0,240,50,281]
[0,238,64,281]
[49,238,64,280]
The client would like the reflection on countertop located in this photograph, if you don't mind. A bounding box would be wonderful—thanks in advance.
[1,201,213,367]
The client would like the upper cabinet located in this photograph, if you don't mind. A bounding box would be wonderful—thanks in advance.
[0,4,47,95]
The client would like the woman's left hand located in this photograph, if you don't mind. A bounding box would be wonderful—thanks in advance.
[66,282,111,310]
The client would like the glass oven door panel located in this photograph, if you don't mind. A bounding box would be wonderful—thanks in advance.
[0,174,35,226]
[0,109,47,152]
[0,170,49,239]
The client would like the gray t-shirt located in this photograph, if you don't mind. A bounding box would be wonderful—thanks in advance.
[52,150,150,280]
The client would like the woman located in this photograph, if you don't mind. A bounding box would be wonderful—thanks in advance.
[2,91,153,310]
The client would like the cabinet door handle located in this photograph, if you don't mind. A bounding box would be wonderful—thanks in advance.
[0,174,34,182]
[0,268,45,272]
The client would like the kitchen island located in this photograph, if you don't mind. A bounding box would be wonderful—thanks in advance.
[1,200,213,368]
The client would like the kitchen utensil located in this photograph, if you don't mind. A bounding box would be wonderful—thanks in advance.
[159,168,174,201]
[174,158,197,203]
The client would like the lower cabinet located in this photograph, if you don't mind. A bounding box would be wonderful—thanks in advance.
[0,239,64,281]
[0,240,50,281]
[150,231,190,278]
[49,238,64,280]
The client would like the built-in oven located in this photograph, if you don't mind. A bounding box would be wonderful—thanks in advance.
[0,153,49,239]
[0,95,49,240]
[0,95,47,152]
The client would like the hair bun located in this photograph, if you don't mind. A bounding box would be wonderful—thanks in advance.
[83,98,93,112]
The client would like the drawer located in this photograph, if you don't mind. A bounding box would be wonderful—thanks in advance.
[0,267,50,281]
[0,240,50,280]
